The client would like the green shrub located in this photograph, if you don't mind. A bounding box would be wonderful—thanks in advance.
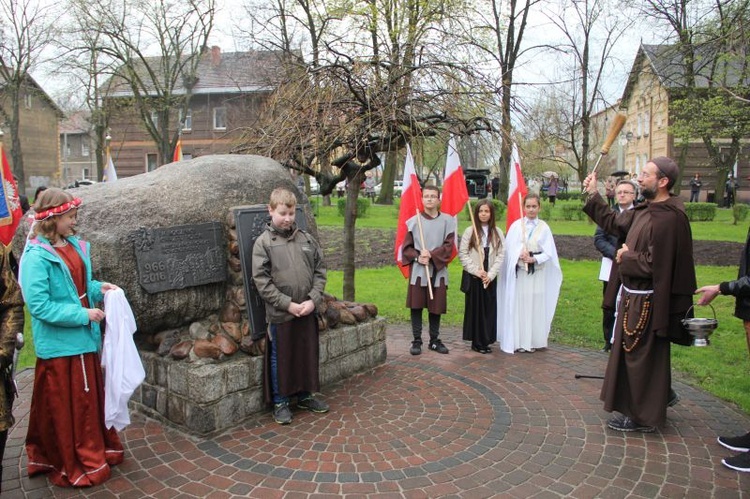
[733,203,749,224]
[540,204,552,220]
[555,191,580,202]
[337,197,371,217]
[560,203,585,221]
[309,197,320,211]
[685,202,717,221]
[493,200,506,217]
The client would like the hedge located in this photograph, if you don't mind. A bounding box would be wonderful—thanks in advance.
[337,197,371,217]
[734,203,749,224]
[684,202,717,222]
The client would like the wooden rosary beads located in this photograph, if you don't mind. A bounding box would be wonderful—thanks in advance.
[621,294,652,353]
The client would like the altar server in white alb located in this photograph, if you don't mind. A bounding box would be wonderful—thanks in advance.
[498,192,562,353]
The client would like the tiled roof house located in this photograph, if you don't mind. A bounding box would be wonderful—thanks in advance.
[103,46,284,176]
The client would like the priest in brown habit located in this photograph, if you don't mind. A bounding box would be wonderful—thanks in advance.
[582,157,696,432]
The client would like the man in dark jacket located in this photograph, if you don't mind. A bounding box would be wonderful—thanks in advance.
[583,157,696,433]
[689,173,702,202]
[594,180,637,352]
[695,226,750,473]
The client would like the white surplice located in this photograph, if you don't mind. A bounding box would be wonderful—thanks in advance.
[497,217,562,354]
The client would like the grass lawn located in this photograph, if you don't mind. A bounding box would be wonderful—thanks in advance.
[311,198,747,242]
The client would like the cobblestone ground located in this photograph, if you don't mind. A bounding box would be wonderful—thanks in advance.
[3,324,749,498]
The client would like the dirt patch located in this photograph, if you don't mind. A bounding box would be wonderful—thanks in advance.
[318,227,740,271]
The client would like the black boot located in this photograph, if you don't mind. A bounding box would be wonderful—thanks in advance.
[410,309,423,355]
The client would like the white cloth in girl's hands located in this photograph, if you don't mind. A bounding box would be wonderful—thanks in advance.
[102,288,145,431]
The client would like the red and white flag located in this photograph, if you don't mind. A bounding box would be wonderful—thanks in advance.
[394,144,423,278]
[506,142,528,233]
[0,144,22,247]
[441,136,469,217]
[441,136,470,261]
[103,146,118,182]
[172,138,183,162]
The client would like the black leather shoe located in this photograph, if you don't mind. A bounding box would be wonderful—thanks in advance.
[410,341,422,356]
[668,389,680,408]
[607,415,656,433]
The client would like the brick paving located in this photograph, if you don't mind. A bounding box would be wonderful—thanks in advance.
[3,324,750,497]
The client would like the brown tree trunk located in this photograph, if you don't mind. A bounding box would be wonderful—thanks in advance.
[342,171,365,301]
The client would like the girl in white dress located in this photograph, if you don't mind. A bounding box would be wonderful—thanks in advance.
[498,193,562,353]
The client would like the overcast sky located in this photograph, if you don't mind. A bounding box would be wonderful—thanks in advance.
[31,0,656,111]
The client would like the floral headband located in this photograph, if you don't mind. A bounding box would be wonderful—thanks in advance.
[34,198,82,221]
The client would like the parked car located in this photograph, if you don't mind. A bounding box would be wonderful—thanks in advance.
[374,180,403,197]
[66,179,97,188]
[309,177,320,194]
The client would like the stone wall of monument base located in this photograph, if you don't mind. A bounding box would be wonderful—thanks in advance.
[130,317,387,436]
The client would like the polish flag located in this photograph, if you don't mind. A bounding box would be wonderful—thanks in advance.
[394,144,423,278]
[440,136,469,217]
[440,136,470,261]
[506,143,528,233]
[173,138,183,162]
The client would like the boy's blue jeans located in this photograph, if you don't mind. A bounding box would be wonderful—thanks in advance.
[269,324,310,405]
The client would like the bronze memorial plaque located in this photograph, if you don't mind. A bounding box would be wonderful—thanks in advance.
[132,222,227,293]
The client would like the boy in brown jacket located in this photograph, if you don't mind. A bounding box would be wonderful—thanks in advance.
[252,188,328,425]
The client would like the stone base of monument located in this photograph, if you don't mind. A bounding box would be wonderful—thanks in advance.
[130,317,387,435]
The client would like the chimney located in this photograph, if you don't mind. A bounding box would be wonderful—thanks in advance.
[211,46,221,67]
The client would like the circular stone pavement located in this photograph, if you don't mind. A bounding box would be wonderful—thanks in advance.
[195,361,511,485]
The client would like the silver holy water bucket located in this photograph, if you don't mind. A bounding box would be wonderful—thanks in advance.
[681,305,718,347]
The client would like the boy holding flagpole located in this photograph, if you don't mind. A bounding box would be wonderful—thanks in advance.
[401,185,456,355]
[395,145,456,356]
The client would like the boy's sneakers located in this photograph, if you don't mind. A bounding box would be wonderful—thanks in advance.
[273,402,292,425]
[718,431,750,452]
[298,396,330,413]
[722,450,750,473]
[429,339,449,354]
[410,341,422,355]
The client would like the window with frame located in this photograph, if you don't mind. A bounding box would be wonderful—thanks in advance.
[644,112,650,136]
[82,168,90,180]
[150,111,159,129]
[81,140,90,157]
[146,153,158,172]
[213,107,226,130]
[24,94,32,109]
[636,114,642,137]
[180,108,192,131]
